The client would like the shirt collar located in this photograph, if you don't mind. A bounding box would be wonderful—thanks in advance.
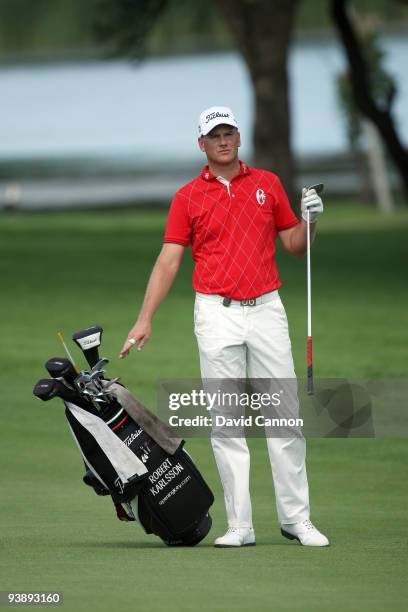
[201,160,250,182]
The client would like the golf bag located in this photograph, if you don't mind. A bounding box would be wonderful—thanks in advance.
[33,326,214,546]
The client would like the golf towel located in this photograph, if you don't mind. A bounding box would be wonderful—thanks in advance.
[108,383,183,455]
[66,402,148,482]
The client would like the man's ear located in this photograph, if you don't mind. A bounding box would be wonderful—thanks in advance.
[237,131,241,148]
[198,137,205,152]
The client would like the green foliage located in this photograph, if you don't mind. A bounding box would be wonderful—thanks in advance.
[337,73,361,148]
[298,0,408,29]
[1,0,407,60]
[337,29,396,148]
[94,0,169,59]
[0,0,96,57]
[0,0,232,59]
[362,31,396,110]
[94,0,234,58]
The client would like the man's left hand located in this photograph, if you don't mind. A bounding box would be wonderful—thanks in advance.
[301,187,324,223]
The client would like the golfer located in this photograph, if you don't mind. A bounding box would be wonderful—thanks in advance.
[120,106,329,547]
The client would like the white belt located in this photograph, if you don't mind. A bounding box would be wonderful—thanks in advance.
[196,290,279,307]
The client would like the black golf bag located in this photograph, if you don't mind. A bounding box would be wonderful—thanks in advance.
[33,326,214,546]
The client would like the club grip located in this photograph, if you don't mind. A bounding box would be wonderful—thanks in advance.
[307,336,314,395]
[307,366,314,395]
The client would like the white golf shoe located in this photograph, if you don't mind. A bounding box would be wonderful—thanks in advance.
[214,527,256,548]
[281,519,329,547]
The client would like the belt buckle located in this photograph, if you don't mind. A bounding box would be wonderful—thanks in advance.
[241,298,256,307]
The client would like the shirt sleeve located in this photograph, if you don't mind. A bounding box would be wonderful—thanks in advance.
[163,190,192,246]
[272,177,299,231]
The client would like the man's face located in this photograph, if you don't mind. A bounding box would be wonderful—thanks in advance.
[198,125,241,165]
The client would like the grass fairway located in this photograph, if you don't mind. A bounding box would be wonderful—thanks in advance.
[1,204,407,612]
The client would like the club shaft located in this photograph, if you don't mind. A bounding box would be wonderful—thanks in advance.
[306,210,313,395]
[307,210,312,336]
[58,332,78,372]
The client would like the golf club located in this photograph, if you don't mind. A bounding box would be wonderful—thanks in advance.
[72,325,103,368]
[306,182,324,395]
[33,378,92,411]
[45,357,78,387]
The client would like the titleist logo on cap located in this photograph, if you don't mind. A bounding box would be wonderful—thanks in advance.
[198,106,238,136]
[205,111,230,124]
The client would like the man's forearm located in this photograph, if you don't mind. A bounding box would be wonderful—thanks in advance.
[138,256,180,322]
[120,244,185,357]
[288,219,317,257]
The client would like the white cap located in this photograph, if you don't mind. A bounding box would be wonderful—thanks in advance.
[198,106,238,137]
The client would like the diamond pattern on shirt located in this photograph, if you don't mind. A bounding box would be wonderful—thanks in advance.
[164,162,298,299]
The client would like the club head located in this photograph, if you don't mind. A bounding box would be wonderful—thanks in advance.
[92,396,108,404]
[33,378,60,401]
[79,375,109,399]
[33,378,84,406]
[89,370,105,383]
[81,389,109,408]
[307,183,324,195]
[72,325,103,368]
[45,357,77,386]
[74,372,92,390]
[77,372,92,381]
[101,377,120,389]
[92,358,109,373]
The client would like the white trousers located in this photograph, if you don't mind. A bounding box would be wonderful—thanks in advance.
[194,291,310,527]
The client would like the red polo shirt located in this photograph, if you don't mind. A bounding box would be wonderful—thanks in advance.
[164,161,299,299]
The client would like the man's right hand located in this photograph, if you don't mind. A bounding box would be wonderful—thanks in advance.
[119,320,151,358]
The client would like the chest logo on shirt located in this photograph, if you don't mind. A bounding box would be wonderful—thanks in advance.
[256,189,266,206]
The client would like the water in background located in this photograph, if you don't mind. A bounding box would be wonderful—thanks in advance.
[1,36,407,208]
